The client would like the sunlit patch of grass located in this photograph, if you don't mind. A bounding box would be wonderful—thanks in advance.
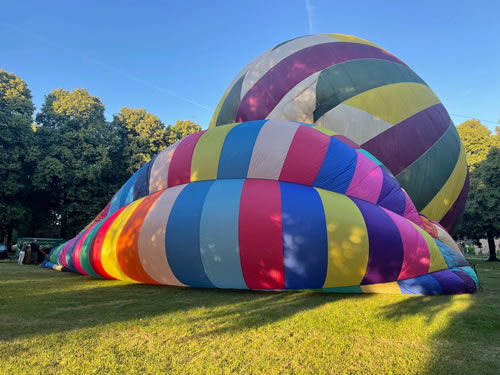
[1,261,499,374]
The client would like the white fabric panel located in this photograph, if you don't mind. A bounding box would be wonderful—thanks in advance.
[138,184,186,286]
[315,104,393,144]
[435,225,462,254]
[240,35,338,99]
[267,72,320,124]
[148,140,180,194]
[247,120,300,180]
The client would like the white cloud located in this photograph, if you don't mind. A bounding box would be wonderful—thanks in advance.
[305,0,314,34]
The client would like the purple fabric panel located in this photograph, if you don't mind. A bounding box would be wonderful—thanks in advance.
[236,42,407,122]
[430,269,467,294]
[352,198,404,285]
[453,270,477,293]
[439,170,470,232]
[361,104,451,175]
[376,170,406,217]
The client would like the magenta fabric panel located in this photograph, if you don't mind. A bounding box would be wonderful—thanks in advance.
[279,126,330,186]
[346,151,383,204]
[403,190,424,228]
[236,42,407,121]
[167,131,206,187]
[381,208,430,280]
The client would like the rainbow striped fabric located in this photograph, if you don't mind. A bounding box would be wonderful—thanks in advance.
[46,120,477,295]
[210,34,469,232]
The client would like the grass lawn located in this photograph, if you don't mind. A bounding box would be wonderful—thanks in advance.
[1,260,499,374]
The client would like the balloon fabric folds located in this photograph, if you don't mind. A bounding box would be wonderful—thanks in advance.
[210,34,469,232]
[46,120,477,295]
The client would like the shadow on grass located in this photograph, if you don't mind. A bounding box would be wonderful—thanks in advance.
[379,261,500,374]
[0,263,370,342]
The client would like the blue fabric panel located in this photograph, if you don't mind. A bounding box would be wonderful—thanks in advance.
[313,137,357,194]
[435,240,457,268]
[133,156,156,201]
[110,167,142,215]
[376,171,406,217]
[199,179,247,289]
[165,180,215,288]
[398,273,443,295]
[54,243,66,265]
[217,120,266,179]
[65,234,83,272]
[280,182,328,289]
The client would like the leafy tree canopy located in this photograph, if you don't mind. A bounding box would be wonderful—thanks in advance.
[165,120,202,146]
[0,69,35,242]
[456,120,493,170]
[112,107,168,174]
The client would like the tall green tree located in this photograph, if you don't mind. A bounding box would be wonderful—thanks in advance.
[456,120,493,170]
[165,120,202,146]
[0,69,35,249]
[112,107,168,174]
[34,89,122,238]
[455,125,499,261]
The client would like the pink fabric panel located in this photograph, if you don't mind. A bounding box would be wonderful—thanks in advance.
[167,131,206,187]
[279,126,330,186]
[346,151,383,204]
[382,208,430,280]
[403,190,424,228]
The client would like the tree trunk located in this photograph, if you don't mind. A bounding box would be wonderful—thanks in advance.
[6,223,13,254]
[487,231,498,262]
[0,227,4,243]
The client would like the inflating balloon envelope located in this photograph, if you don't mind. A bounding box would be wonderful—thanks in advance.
[44,34,477,294]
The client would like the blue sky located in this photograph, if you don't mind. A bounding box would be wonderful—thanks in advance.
[2,0,499,130]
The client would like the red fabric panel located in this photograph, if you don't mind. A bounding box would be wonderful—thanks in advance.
[279,126,330,186]
[239,180,284,289]
[167,131,206,187]
[88,207,127,279]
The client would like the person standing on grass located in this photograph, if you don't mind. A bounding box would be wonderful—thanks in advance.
[30,239,40,265]
[18,242,27,265]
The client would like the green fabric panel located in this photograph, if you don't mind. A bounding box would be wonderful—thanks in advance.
[215,74,245,126]
[322,285,363,293]
[396,123,461,211]
[313,59,426,121]
[80,221,105,278]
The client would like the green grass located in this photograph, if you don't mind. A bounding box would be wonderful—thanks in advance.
[1,261,499,374]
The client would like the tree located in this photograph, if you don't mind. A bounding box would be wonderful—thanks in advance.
[112,108,168,174]
[0,69,35,250]
[456,120,493,170]
[34,89,122,238]
[455,142,499,261]
[165,120,202,146]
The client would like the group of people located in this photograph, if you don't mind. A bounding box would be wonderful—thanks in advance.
[17,239,48,265]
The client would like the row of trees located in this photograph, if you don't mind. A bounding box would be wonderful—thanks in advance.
[455,120,499,261]
[0,69,201,248]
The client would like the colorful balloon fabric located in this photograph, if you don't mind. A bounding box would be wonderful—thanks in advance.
[210,34,469,232]
[46,120,477,295]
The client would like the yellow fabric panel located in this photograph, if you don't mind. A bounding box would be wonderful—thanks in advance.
[410,222,448,273]
[209,87,233,128]
[315,188,369,288]
[191,123,238,182]
[342,83,440,125]
[312,125,338,136]
[421,146,467,221]
[360,282,401,294]
[101,199,144,282]
[322,34,385,50]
